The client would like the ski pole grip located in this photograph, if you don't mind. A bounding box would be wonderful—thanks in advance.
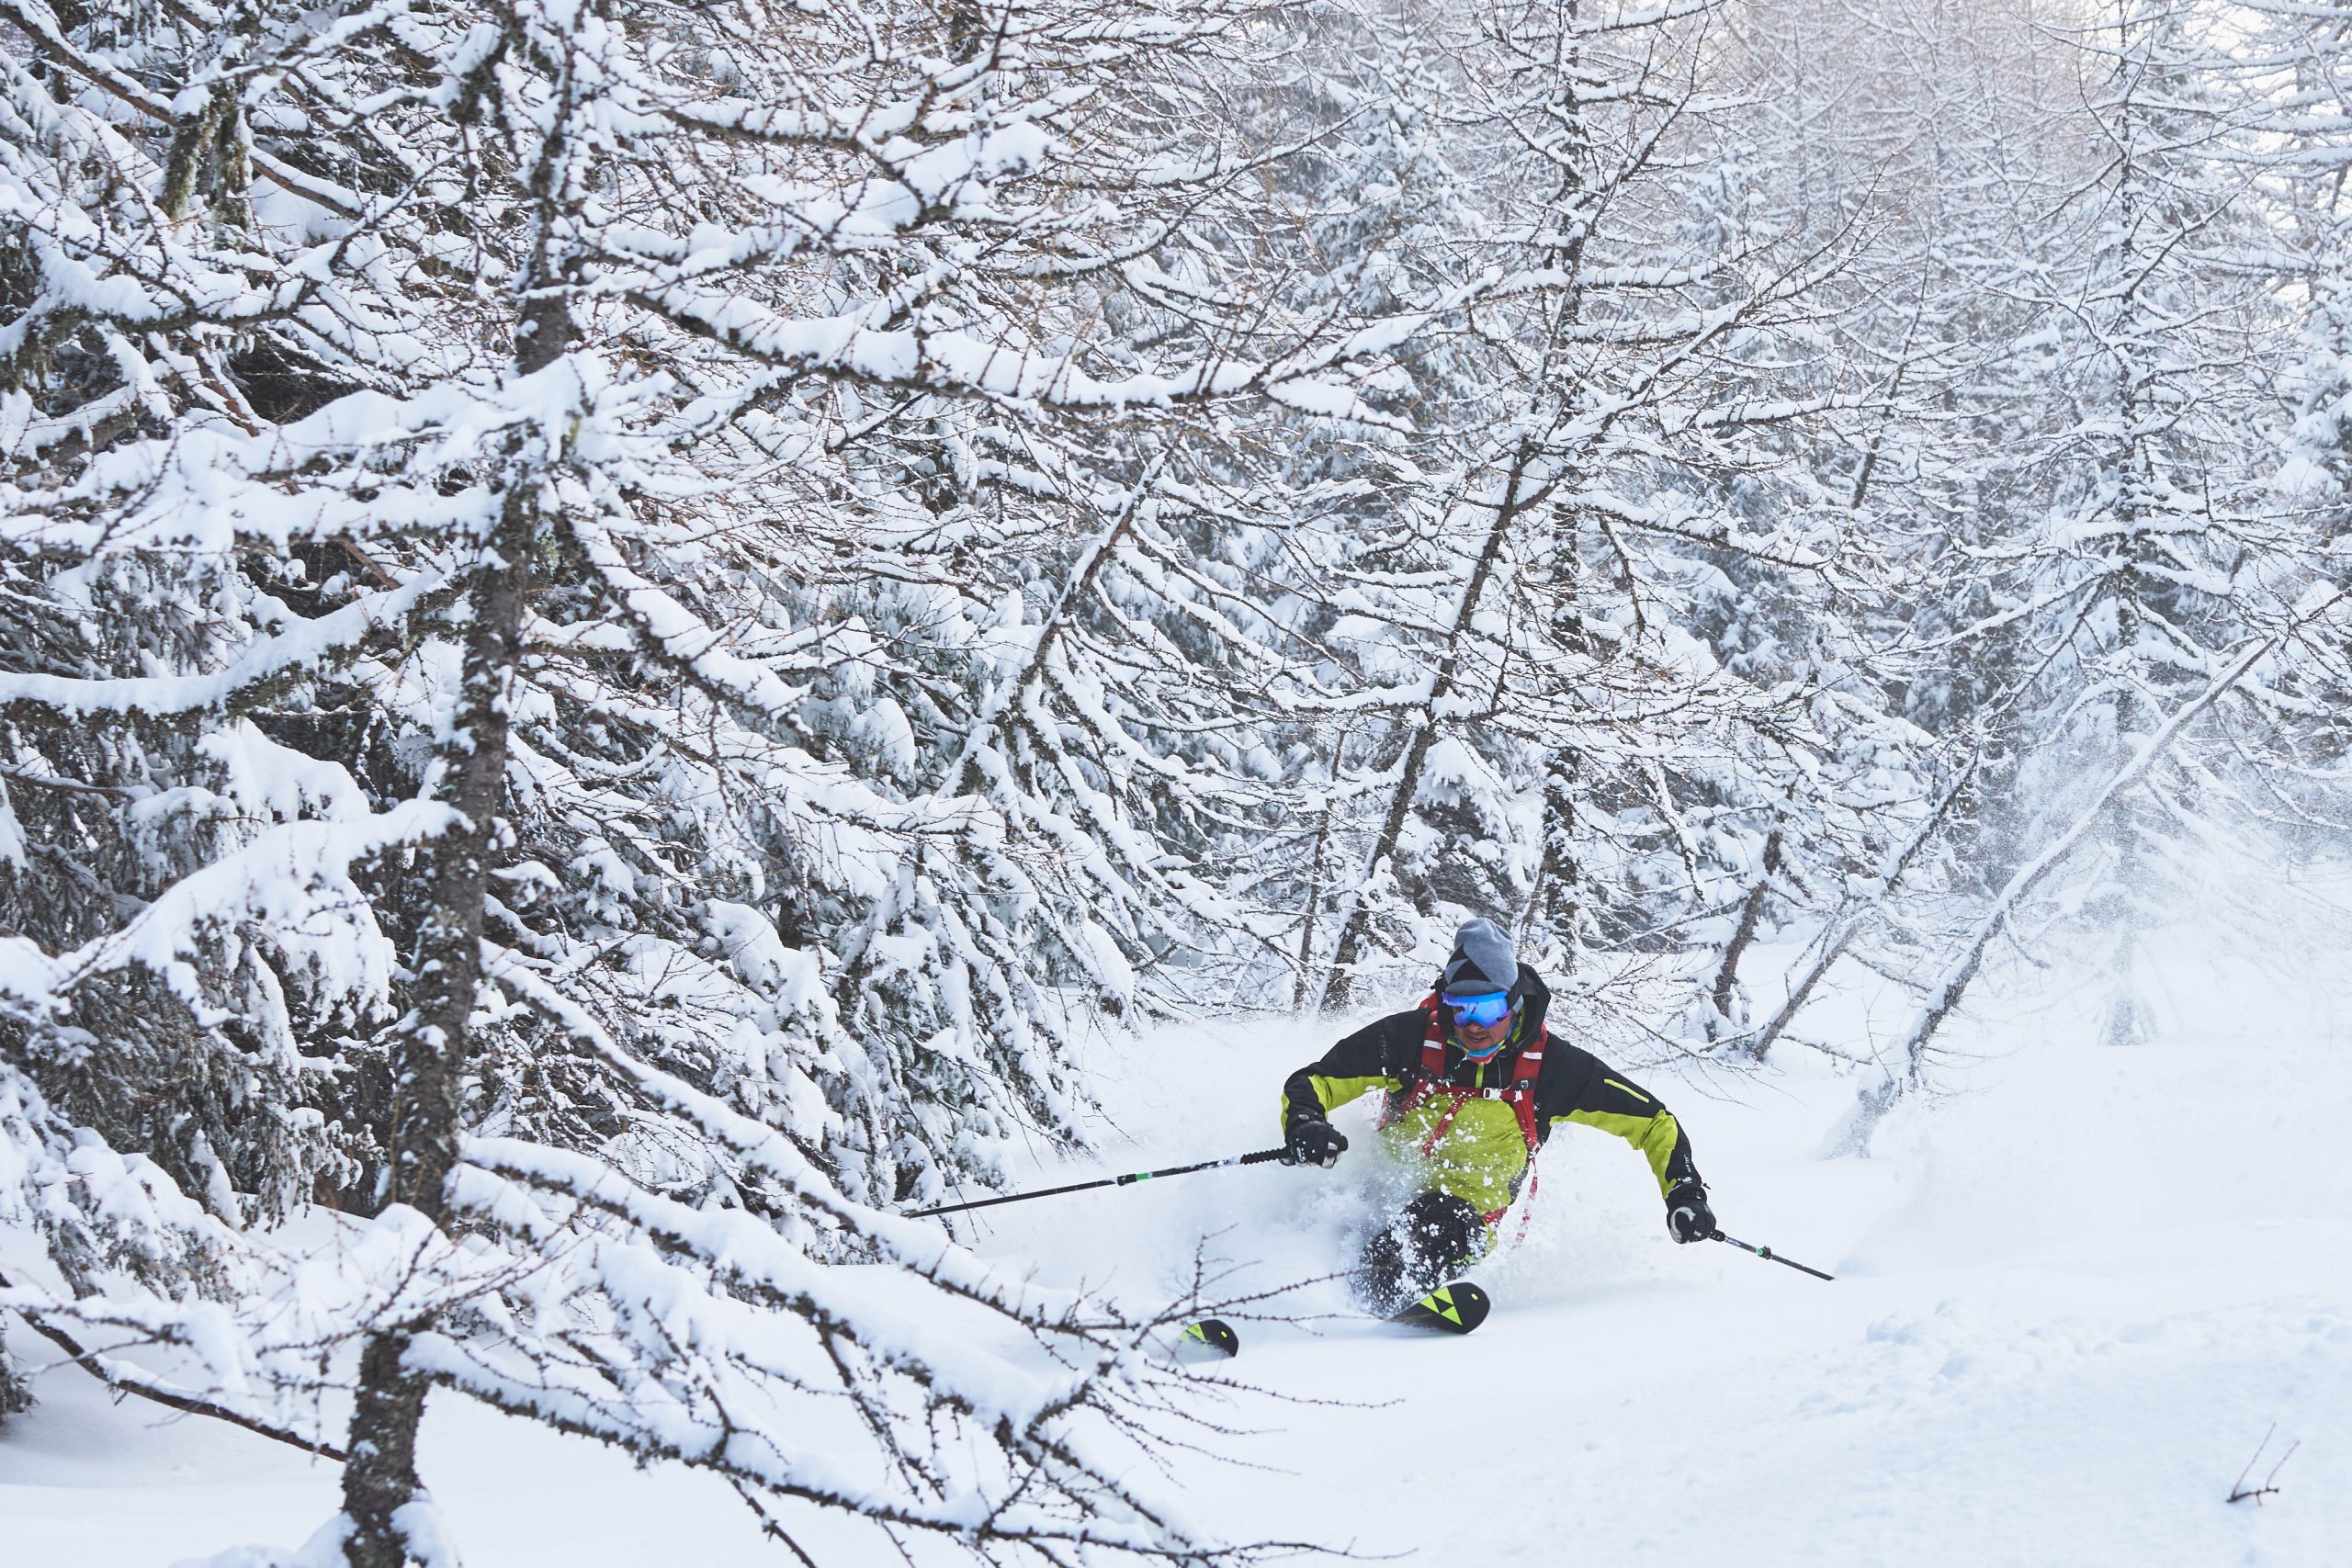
[1237,1146,1289,1167]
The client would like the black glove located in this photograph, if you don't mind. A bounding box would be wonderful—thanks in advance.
[1667,1179,1715,1244]
[1283,1118,1349,1169]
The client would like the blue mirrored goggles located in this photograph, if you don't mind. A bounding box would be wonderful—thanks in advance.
[1440,990,1514,1028]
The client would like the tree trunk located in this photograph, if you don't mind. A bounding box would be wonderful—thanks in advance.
[1517,750,1580,950]
[1292,802,1332,1010]
[339,476,537,1568]
[1320,441,1539,1010]
[340,41,581,1556]
[1707,824,1782,1041]
[1828,634,2276,1155]
[1319,70,1591,1010]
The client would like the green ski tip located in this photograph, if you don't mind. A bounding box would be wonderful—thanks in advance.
[1176,1317,1240,1360]
[1390,1280,1491,1336]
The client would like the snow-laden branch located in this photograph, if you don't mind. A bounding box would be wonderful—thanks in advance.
[0,571,447,716]
[1,798,457,1020]
[1826,626,2302,1155]
[0,1266,348,1461]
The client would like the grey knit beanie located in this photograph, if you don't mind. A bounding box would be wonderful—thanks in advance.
[1440,918,1518,995]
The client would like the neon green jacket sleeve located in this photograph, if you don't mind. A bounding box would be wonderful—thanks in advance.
[1277,1010,1417,1132]
[1536,1047,1700,1199]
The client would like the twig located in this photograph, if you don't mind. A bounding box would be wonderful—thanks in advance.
[0,1269,346,1461]
[2227,1424,2298,1505]
[0,766,133,801]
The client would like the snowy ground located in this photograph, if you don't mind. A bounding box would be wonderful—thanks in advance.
[7,934,2350,1567]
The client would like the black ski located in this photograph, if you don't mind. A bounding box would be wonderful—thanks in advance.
[1389,1280,1489,1335]
[1175,1317,1240,1360]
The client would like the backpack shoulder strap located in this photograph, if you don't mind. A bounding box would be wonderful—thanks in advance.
[1500,1026,1548,1152]
[1416,997,1450,1077]
[1378,998,1452,1128]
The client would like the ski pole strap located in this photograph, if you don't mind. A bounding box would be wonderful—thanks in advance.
[905,1146,1289,1219]
[1711,1230,1835,1281]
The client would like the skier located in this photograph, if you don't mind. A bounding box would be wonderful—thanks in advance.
[1281,918,1716,1312]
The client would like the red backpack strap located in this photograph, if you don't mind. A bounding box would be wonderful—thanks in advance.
[1418,998,1449,1077]
[1393,1006,1546,1165]
[1502,1026,1547,1153]
[1379,998,1453,1129]
[1479,1026,1550,1227]
[1386,996,1461,1150]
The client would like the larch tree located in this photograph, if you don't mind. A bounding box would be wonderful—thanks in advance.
[1291,0,1927,1083]
[0,0,1426,1562]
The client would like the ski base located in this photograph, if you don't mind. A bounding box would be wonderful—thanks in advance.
[1389,1280,1489,1336]
[1175,1317,1240,1360]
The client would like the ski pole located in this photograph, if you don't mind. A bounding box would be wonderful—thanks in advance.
[904,1146,1291,1219]
[1711,1229,1835,1281]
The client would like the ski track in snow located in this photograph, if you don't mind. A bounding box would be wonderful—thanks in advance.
[6,941,2350,1567]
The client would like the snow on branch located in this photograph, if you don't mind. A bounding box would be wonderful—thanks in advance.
[2,799,457,1021]
[0,571,447,716]
[1826,624,2306,1155]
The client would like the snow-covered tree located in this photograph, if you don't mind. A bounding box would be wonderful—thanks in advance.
[1757,0,2352,1135]
[0,0,1425,1558]
[1269,0,1929,1077]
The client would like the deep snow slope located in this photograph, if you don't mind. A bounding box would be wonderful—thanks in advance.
[876,932,2352,1568]
[6,937,2348,1568]
[1034,1022,2352,1568]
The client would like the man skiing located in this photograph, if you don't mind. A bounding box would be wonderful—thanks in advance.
[1281,918,1717,1313]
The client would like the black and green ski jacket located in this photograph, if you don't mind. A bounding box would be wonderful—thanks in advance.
[1279,965,1702,1220]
